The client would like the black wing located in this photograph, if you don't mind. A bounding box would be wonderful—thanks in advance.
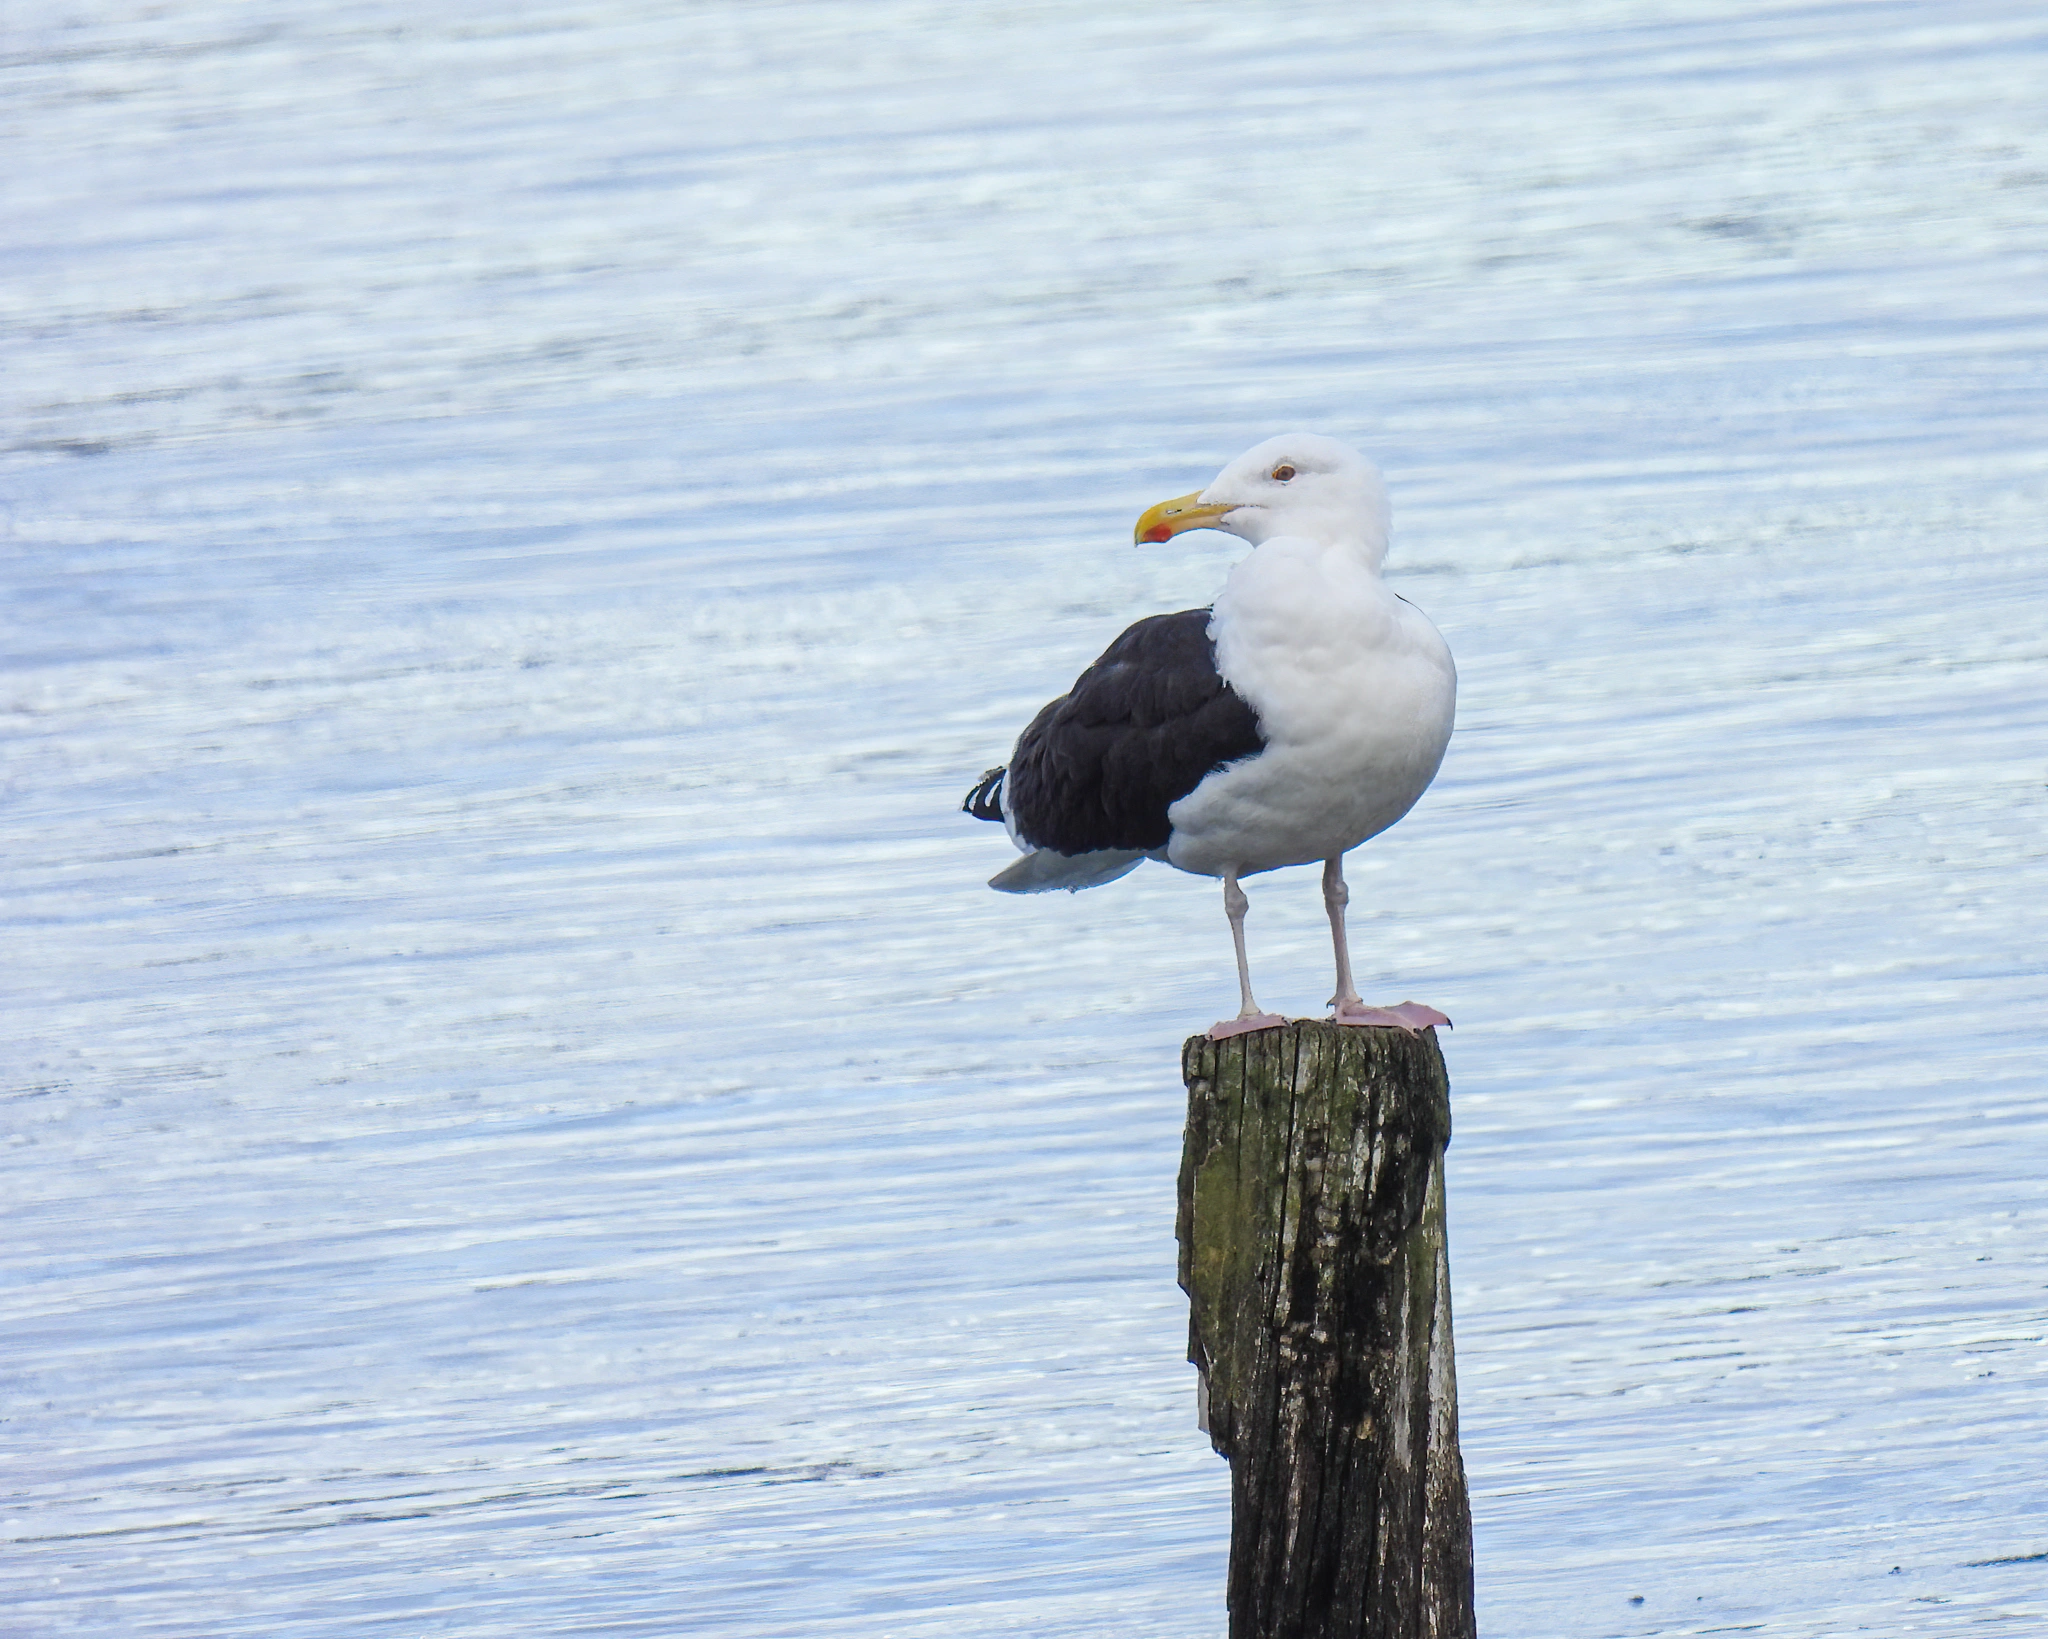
[994,607,1264,855]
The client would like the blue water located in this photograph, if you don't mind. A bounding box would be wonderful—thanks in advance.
[6,3,2048,1634]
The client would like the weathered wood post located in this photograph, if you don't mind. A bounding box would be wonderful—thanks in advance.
[1179,1019,1476,1639]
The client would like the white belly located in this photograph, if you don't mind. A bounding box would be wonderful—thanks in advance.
[1163,538,1455,878]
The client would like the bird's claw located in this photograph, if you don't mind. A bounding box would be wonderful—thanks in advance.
[1331,1000,1451,1034]
[1207,1011,1289,1040]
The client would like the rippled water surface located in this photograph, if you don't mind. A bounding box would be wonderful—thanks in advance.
[7,3,2048,1634]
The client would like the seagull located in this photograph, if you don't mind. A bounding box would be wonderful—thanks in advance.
[963,433,1455,1039]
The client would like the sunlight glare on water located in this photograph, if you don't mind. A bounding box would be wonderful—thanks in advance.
[5,2,2048,1634]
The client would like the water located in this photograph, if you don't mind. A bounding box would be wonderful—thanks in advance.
[5,2,2047,1633]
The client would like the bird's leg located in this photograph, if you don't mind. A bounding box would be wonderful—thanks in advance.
[1325,855,1453,1035]
[1227,872,1260,1016]
[1324,856,1365,1016]
[1208,870,1287,1040]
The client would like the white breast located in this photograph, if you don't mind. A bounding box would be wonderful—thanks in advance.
[1164,537,1455,878]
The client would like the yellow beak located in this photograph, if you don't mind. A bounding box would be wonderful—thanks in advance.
[1133,490,1237,544]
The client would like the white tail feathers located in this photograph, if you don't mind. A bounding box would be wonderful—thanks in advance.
[988,849,1148,894]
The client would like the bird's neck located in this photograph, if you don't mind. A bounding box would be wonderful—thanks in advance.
[1246,531,1388,577]
[1339,534,1391,576]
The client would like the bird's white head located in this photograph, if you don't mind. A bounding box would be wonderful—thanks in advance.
[1133,432,1392,570]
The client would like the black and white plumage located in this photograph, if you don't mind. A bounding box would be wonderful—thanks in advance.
[966,608,1263,890]
[964,433,1457,1038]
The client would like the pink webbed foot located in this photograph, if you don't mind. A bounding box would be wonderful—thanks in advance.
[1207,1011,1289,1041]
[1331,1000,1452,1035]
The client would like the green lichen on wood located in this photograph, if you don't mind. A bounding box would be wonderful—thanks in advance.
[1178,1019,1474,1639]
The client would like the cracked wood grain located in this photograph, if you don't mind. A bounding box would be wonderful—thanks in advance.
[1180,1020,1476,1639]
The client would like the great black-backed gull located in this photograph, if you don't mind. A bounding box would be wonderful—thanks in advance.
[963,433,1455,1039]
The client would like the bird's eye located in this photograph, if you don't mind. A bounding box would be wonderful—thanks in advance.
[1271,464,1296,482]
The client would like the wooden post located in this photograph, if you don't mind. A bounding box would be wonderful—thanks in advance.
[1179,1020,1476,1639]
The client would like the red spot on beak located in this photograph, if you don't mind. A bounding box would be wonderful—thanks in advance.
[1146,524,1174,542]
